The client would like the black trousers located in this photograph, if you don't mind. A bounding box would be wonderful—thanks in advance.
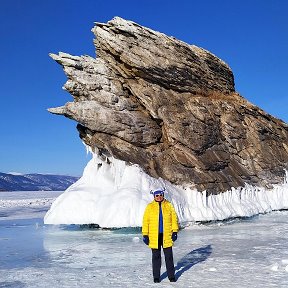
[151,233,175,279]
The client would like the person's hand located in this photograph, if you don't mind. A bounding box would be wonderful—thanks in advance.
[172,232,177,242]
[143,235,149,245]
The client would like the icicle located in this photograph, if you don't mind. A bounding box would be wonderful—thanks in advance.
[44,148,288,227]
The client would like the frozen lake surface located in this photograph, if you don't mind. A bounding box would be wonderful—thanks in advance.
[1,191,288,287]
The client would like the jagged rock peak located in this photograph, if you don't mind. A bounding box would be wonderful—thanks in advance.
[92,17,235,94]
[48,17,288,194]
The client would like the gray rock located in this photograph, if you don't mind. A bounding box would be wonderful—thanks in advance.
[48,17,288,194]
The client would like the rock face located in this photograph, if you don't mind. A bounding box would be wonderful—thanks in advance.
[48,17,288,194]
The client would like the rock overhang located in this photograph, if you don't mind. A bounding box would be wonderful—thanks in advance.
[48,17,288,194]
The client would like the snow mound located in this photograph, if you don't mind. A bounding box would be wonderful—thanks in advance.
[44,152,288,228]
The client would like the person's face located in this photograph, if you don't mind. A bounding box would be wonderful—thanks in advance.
[154,193,164,202]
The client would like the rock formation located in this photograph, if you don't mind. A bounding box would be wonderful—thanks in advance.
[48,17,288,194]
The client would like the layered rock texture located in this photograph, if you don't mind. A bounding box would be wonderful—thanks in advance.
[49,17,288,194]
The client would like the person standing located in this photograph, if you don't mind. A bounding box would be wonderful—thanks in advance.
[142,188,179,283]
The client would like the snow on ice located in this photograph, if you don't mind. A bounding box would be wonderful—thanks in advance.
[1,194,288,287]
[1,162,288,287]
[44,151,288,227]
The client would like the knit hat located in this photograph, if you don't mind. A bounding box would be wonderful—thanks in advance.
[150,188,165,196]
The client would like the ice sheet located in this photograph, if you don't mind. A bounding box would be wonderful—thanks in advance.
[1,196,288,287]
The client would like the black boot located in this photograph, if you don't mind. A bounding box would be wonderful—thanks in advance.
[154,278,160,283]
[169,277,176,282]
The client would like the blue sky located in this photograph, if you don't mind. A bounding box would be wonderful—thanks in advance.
[0,0,287,176]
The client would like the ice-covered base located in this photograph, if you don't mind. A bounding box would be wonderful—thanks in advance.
[44,152,288,228]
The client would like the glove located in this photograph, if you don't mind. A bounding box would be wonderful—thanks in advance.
[172,232,177,242]
[143,235,149,245]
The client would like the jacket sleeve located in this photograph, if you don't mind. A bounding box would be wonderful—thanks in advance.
[170,203,179,232]
[142,205,150,235]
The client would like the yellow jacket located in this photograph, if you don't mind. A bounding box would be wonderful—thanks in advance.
[142,199,179,249]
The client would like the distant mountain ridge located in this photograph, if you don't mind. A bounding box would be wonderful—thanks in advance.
[0,172,79,191]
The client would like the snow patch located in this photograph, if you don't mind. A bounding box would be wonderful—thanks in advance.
[271,263,279,271]
[44,152,288,228]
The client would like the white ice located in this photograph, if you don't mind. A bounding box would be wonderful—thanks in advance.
[0,191,62,220]
[44,151,288,228]
[1,191,288,287]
